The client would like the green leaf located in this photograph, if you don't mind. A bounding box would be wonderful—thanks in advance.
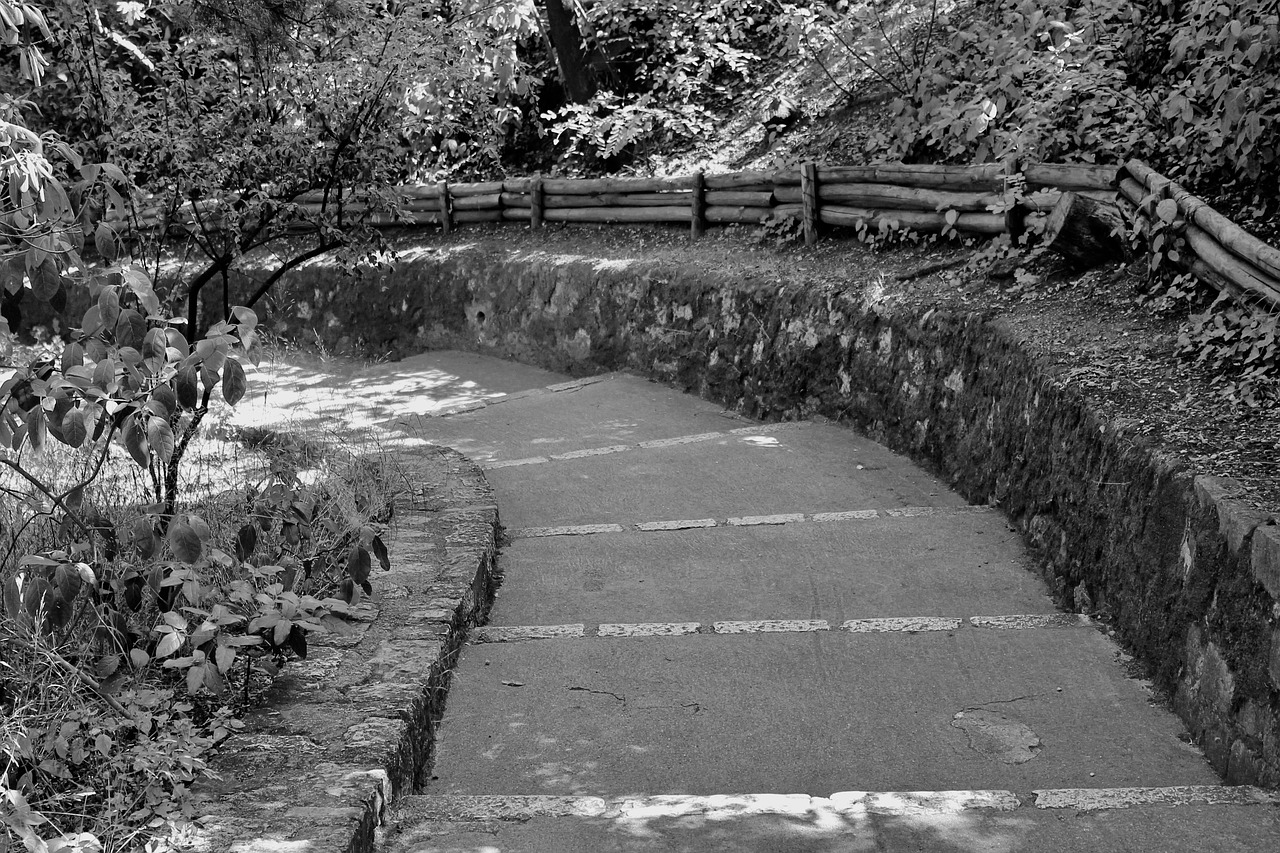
[147,417,175,466]
[1156,198,1179,224]
[150,383,178,417]
[347,545,372,593]
[175,366,199,409]
[168,518,203,563]
[94,222,119,260]
[25,405,46,452]
[235,524,258,562]
[133,518,159,559]
[155,630,184,658]
[371,534,390,571]
[60,342,84,374]
[61,407,87,448]
[55,562,82,601]
[3,577,22,620]
[28,256,61,301]
[115,309,146,349]
[215,645,236,673]
[222,358,247,405]
[122,413,149,468]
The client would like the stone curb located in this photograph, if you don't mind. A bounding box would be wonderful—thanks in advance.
[185,445,499,853]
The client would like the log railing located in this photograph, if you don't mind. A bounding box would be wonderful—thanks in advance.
[1117,159,1280,309]
[116,160,1280,313]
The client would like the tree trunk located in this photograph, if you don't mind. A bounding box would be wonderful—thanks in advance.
[541,0,596,103]
[1042,191,1129,268]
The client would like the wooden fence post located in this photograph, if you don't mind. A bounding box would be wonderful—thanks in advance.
[531,176,544,229]
[800,162,818,246]
[439,180,452,235]
[691,171,706,239]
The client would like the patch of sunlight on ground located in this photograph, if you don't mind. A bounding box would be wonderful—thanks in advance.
[225,350,508,450]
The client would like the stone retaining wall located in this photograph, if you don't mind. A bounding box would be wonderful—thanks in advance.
[273,243,1280,788]
[188,446,499,853]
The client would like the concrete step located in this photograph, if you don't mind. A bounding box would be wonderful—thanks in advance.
[487,514,1048,626]
[428,630,1216,795]
[381,788,1280,852]
[485,424,958,529]
[415,373,751,462]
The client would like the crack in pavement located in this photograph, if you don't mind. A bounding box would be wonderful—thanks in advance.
[566,685,625,703]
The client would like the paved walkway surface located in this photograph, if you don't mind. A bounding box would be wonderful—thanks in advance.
[371,351,1280,852]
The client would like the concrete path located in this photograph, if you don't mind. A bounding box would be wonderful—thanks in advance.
[378,351,1280,852]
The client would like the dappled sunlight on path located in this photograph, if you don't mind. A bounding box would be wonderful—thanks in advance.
[222,349,563,448]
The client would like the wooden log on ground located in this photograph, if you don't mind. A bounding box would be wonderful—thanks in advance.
[543,206,692,224]
[598,192,691,206]
[439,180,451,234]
[366,211,443,226]
[705,170,775,190]
[1020,189,1118,212]
[691,171,705,239]
[398,184,444,200]
[502,208,531,222]
[542,176,697,194]
[1024,164,1118,191]
[1041,191,1128,267]
[1167,182,1280,283]
[531,177,544,228]
[501,192,532,208]
[818,205,1004,234]
[774,162,1009,191]
[542,192,691,208]
[770,203,803,219]
[705,190,774,207]
[775,183,1003,212]
[297,185,444,204]
[1184,223,1280,306]
[705,205,773,225]
[1116,177,1150,210]
[452,209,504,224]
[292,201,377,216]
[1122,159,1170,194]
[801,163,818,246]
[450,193,503,211]
[449,181,505,197]
[1124,157,1280,300]
[544,194,606,208]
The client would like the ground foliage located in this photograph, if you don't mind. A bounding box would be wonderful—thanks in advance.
[1,1,425,849]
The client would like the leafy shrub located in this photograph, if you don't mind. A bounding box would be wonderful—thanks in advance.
[785,0,1279,200]
[541,0,782,169]
[1181,300,1279,407]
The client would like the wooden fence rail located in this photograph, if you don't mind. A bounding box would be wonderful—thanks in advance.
[112,159,1280,313]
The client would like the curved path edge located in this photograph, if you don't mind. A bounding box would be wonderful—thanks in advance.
[360,243,1280,789]
[187,445,500,853]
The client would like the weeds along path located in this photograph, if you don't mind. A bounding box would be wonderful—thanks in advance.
[375,350,1280,853]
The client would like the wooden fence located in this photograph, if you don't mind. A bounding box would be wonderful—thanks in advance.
[1117,159,1280,310]
[124,160,1280,313]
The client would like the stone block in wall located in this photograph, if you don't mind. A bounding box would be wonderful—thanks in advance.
[1193,474,1271,556]
[1253,522,1280,600]
[1272,628,1280,691]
